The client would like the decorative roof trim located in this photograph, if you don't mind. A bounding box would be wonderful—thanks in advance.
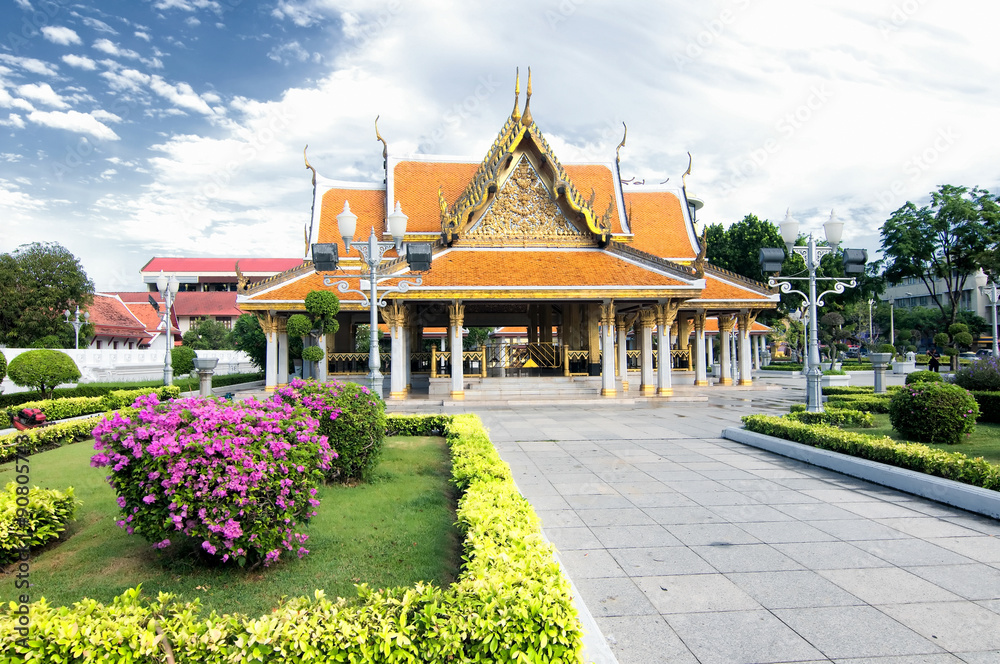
[606,242,698,280]
[241,260,317,297]
[704,264,775,295]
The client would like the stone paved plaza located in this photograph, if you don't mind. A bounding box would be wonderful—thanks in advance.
[391,380,1000,663]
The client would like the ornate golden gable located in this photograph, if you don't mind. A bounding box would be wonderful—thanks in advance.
[440,69,612,246]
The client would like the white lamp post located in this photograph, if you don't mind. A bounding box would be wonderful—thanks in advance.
[323,200,421,396]
[769,209,862,412]
[975,269,999,357]
[63,306,90,350]
[867,298,874,349]
[156,270,180,386]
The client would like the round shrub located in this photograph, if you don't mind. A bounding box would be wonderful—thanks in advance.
[274,379,386,482]
[301,345,325,362]
[0,351,6,385]
[171,346,196,375]
[877,343,897,355]
[305,290,341,334]
[286,313,313,339]
[888,382,979,444]
[905,370,944,385]
[955,355,1000,391]
[7,349,81,399]
[91,393,334,567]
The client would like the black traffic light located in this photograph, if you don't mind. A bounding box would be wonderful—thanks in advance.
[311,243,339,271]
[842,248,868,274]
[759,247,785,274]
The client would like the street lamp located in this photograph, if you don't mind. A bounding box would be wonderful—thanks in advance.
[766,209,864,413]
[156,271,180,386]
[63,306,90,350]
[887,297,895,348]
[319,201,428,396]
[975,269,999,357]
[867,298,874,349]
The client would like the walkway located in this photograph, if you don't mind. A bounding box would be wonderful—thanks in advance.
[392,380,1000,663]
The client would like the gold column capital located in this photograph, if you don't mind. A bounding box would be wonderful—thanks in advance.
[718,313,736,334]
[656,300,680,329]
[693,310,708,333]
[449,302,465,329]
[616,312,638,332]
[255,312,278,338]
[638,308,657,329]
[276,316,287,335]
[600,300,616,327]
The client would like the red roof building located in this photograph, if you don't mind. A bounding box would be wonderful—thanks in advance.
[86,294,153,349]
[140,257,303,293]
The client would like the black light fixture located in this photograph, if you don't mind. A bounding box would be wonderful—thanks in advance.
[311,243,339,271]
[406,243,433,272]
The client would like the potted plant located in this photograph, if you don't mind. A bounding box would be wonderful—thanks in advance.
[13,407,47,430]
[869,343,896,367]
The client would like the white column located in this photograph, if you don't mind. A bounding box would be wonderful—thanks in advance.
[277,320,289,386]
[718,315,734,385]
[657,303,678,396]
[264,315,278,390]
[738,311,755,386]
[694,312,708,386]
[450,303,465,400]
[316,334,328,383]
[389,327,405,399]
[639,309,655,396]
[616,315,630,391]
[707,330,715,368]
[753,334,761,370]
[731,329,739,383]
[601,302,617,396]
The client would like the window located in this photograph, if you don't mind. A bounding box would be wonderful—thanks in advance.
[216,317,232,329]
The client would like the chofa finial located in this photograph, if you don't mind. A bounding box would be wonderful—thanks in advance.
[521,66,533,126]
[511,68,521,122]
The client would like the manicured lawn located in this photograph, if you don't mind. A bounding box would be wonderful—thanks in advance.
[844,414,1000,465]
[0,436,460,617]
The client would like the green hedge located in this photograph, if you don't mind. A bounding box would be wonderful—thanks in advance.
[742,414,1000,490]
[762,363,802,371]
[825,394,893,414]
[0,414,585,663]
[386,414,450,436]
[0,483,80,564]
[972,391,1000,424]
[786,409,875,428]
[2,386,180,430]
[0,415,112,464]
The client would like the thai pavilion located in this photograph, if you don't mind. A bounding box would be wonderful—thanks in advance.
[236,72,778,399]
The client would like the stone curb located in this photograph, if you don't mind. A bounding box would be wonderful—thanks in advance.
[721,426,1000,520]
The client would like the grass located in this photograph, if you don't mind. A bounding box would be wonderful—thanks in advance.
[0,435,460,617]
[843,413,1000,465]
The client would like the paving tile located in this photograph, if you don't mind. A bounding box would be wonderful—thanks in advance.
[736,520,839,543]
[709,504,799,524]
[635,573,761,613]
[904,563,1000,601]
[683,490,761,506]
[551,481,618,496]
[773,605,942,659]
[625,491,698,508]
[727,570,864,609]
[642,505,726,525]
[522,493,571,510]
[558,548,627,579]
[819,567,962,604]
[874,517,984,539]
[691,543,804,573]
[563,494,633,510]
[955,652,1000,664]
[578,508,658,528]
[590,524,683,549]
[543,526,602,551]
[773,541,894,570]
[595,615,699,664]
[852,538,976,567]
[922,537,1000,564]
[573,577,658,617]
[810,519,913,541]
[877,601,1000,652]
[609,546,716,576]
[832,654,965,663]
[659,479,732,493]
[666,610,825,664]
[741,490,822,505]
[977,599,1000,615]
[533,508,588,529]
[773,503,861,521]
[837,501,927,519]
[942,515,1000,536]
[666,522,761,546]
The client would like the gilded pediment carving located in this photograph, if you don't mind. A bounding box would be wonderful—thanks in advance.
[469,156,583,239]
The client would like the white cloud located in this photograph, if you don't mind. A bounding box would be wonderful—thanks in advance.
[0,54,59,77]
[267,41,310,65]
[16,83,70,109]
[148,75,217,115]
[91,109,123,124]
[153,0,222,12]
[93,38,142,60]
[0,152,22,161]
[186,17,201,27]
[81,17,118,34]
[62,54,98,70]
[0,178,49,212]
[100,67,151,93]
[12,0,31,9]
[27,110,121,141]
[0,114,25,129]
[135,30,152,41]
[41,26,83,46]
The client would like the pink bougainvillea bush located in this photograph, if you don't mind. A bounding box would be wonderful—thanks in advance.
[272,378,386,482]
[91,392,335,567]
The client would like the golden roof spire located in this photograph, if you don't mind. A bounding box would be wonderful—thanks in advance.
[521,66,533,126]
[511,68,521,122]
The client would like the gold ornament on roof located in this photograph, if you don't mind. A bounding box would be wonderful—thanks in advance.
[616,123,627,165]
[235,260,248,293]
[511,68,521,122]
[470,157,582,238]
[521,67,533,127]
[693,225,708,279]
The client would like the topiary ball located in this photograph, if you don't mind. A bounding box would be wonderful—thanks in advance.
[889,382,979,445]
[300,345,325,362]
[905,370,944,385]
[0,350,6,384]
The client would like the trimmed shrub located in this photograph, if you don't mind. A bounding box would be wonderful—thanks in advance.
[170,346,196,376]
[0,350,7,385]
[906,370,944,385]
[305,290,341,334]
[955,356,1000,392]
[972,391,1000,424]
[2,386,180,428]
[877,343,897,354]
[0,483,80,564]
[91,392,334,567]
[742,414,1000,490]
[275,379,386,482]
[1,414,585,663]
[889,382,979,445]
[6,349,81,399]
[285,313,313,338]
[826,394,893,413]
[300,345,325,362]
[786,408,875,428]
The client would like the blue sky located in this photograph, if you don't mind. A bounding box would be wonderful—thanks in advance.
[2,0,999,291]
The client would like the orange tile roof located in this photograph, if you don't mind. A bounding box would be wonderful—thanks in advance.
[563,164,624,234]
[417,249,689,288]
[318,187,387,244]
[622,190,696,260]
[243,272,366,304]
[694,273,775,302]
[88,294,150,342]
[393,161,479,234]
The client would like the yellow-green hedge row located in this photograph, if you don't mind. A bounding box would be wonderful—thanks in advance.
[1,386,179,430]
[0,414,584,663]
[742,414,1000,490]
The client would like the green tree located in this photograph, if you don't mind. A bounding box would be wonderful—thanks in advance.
[171,346,196,376]
[465,327,493,349]
[304,290,340,335]
[0,351,7,386]
[181,319,233,350]
[879,185,999,328]
[7,349,81,399]
[0,243,95,347]
[705,214,785,283]
[229,314,266,371]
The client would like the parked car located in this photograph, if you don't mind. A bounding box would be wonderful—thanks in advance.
[977,349,994,358]
[959,352,979,360]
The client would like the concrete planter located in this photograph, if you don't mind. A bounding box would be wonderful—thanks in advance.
[820,373,850,387]
[869,353,893,366]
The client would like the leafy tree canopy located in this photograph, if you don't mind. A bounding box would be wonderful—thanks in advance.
[878,184,999,327]
[0,242,95,347]
[7,349,81,399]
[230,314,266,371]
[181,319,234,350]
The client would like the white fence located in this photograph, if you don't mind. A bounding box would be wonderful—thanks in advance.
[0,348,257,395]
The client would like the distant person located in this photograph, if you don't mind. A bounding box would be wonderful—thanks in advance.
[928,348,941,373]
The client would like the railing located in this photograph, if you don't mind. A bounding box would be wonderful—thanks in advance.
[624,349,692,371]
[564,348,591,376]
[328,352,390,375]
[428,347,488,378]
